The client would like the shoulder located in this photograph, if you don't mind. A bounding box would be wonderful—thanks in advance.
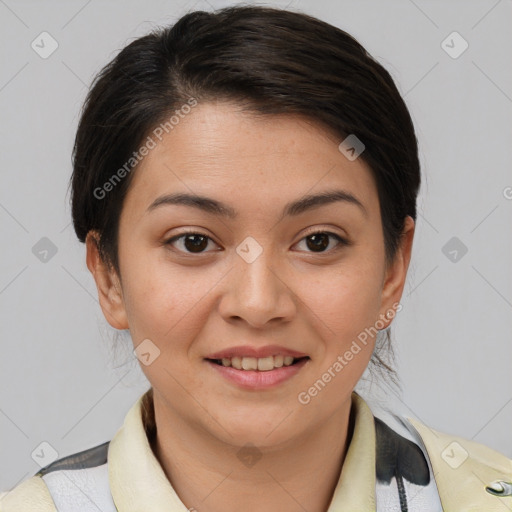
[401,414,512,510]
[372,409,512,510]
[0,477,56,512]
[0,441,115,512]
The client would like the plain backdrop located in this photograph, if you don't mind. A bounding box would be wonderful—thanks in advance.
[1,0,511,492]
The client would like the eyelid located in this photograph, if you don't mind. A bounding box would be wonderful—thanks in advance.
[299,226,350,244]
[294,227,350,253]
[165,229,219,253]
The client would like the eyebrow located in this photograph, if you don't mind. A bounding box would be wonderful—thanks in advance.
[146,189,367,219]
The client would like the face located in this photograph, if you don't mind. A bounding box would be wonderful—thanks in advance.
[87,100,413,449]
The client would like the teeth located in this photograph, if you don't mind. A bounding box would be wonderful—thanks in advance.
[218,355,302,371]
[242,357,258,370]
[283,356,294,366]
[258,356,274,371]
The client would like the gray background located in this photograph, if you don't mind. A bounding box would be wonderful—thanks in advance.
[1,0,511,492]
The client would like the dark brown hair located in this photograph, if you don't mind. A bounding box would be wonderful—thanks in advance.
[69,5,420,384]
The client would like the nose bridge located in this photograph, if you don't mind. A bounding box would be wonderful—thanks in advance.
[220,236,295,326]
[236,239,281,302]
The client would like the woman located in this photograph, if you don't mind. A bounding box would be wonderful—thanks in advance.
[1,5,510,511]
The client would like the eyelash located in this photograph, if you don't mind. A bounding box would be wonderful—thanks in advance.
[164,228,349,255]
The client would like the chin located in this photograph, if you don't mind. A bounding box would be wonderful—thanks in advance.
[210,404,300,447]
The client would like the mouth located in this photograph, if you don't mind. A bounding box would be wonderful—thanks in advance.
[206,355,311,372]
[204,354,311,390]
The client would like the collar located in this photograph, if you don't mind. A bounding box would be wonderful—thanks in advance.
[108,389,377,511]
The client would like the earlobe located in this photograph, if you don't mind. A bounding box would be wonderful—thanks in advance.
[85,231,129,330]
[378,216,415,329]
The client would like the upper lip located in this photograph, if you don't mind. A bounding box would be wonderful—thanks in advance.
[206,345,309,360]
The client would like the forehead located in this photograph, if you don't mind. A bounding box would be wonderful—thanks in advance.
[122,101,378,220]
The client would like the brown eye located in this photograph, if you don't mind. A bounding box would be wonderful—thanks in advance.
[297,231,348,253]
[306,233,330,252]
[183,234,209,253]
[165,232,217,254]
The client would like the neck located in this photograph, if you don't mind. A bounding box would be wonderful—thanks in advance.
[147,391,355,512]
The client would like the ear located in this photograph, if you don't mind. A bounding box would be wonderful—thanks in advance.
[85,231,129,330]
[378,216,415,328]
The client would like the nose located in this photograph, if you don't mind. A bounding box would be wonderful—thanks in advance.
[218,246,297,329]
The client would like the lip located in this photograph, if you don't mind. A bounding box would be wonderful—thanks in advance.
[206,357,310,390]
[205,345,308,359]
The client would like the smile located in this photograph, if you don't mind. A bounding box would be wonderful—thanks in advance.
[208,355,309,371]
[205,356,310,389]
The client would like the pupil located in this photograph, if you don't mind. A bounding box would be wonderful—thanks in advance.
[307,233,329,252]
[185,234,208,253]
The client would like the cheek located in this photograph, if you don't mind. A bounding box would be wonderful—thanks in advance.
[119,248,204,342]
[298,257,384,340]
[120,250,233,367]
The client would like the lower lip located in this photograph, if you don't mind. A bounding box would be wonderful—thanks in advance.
[205,358,309,390]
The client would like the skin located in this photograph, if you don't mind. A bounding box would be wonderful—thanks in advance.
[86,100,414,512]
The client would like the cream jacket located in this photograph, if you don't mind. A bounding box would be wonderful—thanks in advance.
[1,390,511,511]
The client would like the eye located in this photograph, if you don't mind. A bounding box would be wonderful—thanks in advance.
[164,229,349,255]
[165,230,219,254]
[295,230,349,253]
